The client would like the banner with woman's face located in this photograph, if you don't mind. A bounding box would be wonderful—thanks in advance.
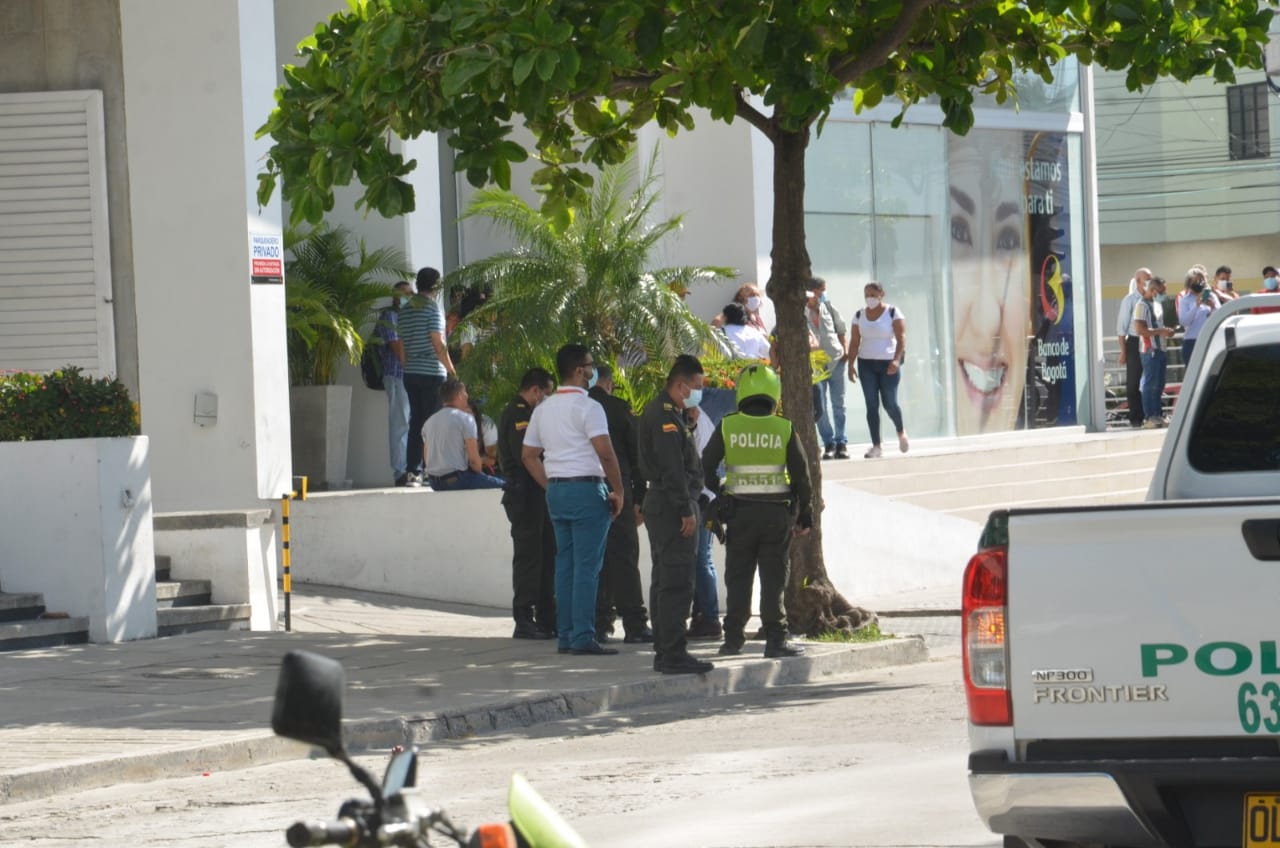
[949,129,1074,435]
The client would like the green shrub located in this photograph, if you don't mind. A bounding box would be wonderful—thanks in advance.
[0,367,139,441]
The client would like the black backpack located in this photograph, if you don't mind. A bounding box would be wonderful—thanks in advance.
[360,341,384,391]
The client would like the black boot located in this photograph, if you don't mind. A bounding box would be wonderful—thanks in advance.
[513,607,554,640]
[656,653,714,674]
[763,633,805,658]
[718,633,745,656]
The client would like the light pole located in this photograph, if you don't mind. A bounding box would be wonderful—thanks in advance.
[1266,38,1280,95]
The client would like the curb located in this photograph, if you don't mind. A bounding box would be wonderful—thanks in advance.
[877,608,961,617]
[0,636,926,805]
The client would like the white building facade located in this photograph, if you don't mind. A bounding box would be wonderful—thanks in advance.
[0,1,1108,504]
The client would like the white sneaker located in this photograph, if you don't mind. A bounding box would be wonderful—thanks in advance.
[898,433,909,453]
[864,445,883,459]
[1142,419,1159,430]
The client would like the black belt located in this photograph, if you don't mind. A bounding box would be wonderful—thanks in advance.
[427,472,462,486]
[548,476,604,484]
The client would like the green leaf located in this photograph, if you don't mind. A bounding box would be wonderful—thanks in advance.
[379,17,405,51]
[492,155,512,189]
[336,121,360,144]
[535,50,559,82]
[514,51,537,85]
[441,54,494,98]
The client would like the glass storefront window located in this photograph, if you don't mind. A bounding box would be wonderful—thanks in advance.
[806,123,950,440]
[805,115,1087,440]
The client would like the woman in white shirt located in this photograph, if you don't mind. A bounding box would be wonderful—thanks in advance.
[847,282,908,458]
[721,302,772,360]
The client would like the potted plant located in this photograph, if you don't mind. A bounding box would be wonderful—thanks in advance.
[446,148,733,405]
[0,367,157,643]
[285,224,409,489]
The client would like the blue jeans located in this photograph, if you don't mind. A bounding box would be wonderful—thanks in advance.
[815,365,847,448]
[693,522,719,620]
[383,375,410,477]
[1140,349,1167,419]
[428,469,506,490]
[1181,338,1196,370]
[857,358,904,446]
[546,481,612,649]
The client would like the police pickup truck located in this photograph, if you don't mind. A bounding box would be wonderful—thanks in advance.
[964,294,1280,848]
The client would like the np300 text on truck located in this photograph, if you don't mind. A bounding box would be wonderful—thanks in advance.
[964,295,1280,848]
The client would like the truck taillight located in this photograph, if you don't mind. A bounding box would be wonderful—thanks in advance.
[963,545,1011,726]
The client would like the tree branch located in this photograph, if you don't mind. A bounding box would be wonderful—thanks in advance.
[734,90,775,140]
[829,0,946,88]
[609,74,663,98]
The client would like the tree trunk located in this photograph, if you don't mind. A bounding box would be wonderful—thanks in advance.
[766,127,875,637]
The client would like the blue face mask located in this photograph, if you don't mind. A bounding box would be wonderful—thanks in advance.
[1266,277,1279,292]
[585,367,598,390]
[685,387,703,409]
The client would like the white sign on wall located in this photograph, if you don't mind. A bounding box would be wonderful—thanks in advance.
[250,232,284,284]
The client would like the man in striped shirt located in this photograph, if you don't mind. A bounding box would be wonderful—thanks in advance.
[399,267,456,480]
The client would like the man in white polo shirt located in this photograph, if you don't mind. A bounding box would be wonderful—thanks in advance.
[522,343,625,656]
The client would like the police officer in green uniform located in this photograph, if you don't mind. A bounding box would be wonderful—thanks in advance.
[701,364,812,658]
[588,365,653,643]
[497,367,557,639]
[638,355,714,675]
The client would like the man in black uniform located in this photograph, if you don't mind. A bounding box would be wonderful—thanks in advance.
[589,365,653,643]
[497,367,557,639]
[701,364,811,658]
[638,355,714,675]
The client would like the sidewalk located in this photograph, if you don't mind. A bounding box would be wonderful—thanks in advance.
[0,584,928,805]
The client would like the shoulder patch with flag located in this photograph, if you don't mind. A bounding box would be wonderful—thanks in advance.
[515,421,528,430]
[662,422,679,433]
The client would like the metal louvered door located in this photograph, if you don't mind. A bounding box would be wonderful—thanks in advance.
[0,90,115,376]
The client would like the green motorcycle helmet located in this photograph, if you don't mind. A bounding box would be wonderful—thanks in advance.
[735,364,781,412]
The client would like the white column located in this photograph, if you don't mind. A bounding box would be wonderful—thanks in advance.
[120,0,291,510]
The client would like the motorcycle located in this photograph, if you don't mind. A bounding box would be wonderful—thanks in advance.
[272,649,588,848]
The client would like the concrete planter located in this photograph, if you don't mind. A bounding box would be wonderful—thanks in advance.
[0,436,157,642]
[289,384,353,490]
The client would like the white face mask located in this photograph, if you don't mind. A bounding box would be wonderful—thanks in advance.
[746,295,762,312]
[865,296,882,309]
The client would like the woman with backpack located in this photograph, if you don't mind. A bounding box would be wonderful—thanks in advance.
[847,281,908,459]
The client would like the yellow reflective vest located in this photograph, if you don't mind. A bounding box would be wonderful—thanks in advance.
[721,412,792,496]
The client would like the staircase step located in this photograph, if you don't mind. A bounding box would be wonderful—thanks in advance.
[155,554,171,582]
[0,592,46,623]
[0,616,90,652]
[157,604,251,637]
[154,579,213,609]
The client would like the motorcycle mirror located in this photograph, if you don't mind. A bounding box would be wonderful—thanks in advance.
[381,749,417,794]
[271,650,347,756]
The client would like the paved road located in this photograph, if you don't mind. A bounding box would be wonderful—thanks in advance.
[0,656,995,847]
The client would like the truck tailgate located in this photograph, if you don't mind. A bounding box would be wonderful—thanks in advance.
[1008,500,1280,741]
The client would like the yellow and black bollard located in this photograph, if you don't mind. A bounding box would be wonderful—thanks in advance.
[281,476,307,632]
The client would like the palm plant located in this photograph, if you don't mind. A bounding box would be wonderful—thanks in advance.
[285,224,410,386]
[446,148,733,405]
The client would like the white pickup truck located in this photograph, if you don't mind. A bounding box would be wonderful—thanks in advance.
[965,294,1280,848]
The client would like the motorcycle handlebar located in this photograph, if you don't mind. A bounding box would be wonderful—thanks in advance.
[286,818,360,847]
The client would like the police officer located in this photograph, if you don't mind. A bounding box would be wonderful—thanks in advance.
[497,367,557,639]
[638,355,714,675]
[589,365,653,643]
[701,364,812,658]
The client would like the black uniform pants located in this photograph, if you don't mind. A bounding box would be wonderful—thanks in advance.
[644,495,699,659]
[596,482,648,632]
[723,499,793,640]
[503,484,557,626]
[1124,335,1143,426]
